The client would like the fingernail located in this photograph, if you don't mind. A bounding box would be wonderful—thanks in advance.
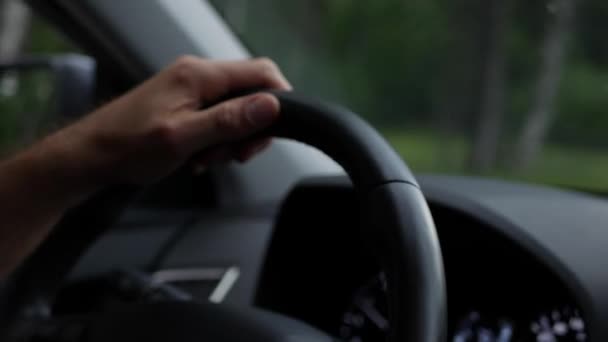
[246,95,278,126]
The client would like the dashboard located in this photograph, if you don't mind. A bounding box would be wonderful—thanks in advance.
[63,175,608,341]
[255,176,606,341]
[339,273,585,341]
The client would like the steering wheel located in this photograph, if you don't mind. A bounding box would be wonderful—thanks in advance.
[0,92,447,342]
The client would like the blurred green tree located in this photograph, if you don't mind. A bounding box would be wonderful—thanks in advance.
[0,0,75,155]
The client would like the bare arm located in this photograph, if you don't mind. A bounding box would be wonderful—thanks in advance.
[0,56,291,278]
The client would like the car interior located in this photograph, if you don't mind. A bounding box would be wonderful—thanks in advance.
[0,0,606,341]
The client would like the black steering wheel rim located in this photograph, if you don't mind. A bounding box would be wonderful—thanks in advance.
[0,91,447,342]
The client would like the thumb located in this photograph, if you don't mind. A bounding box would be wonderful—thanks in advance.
[182,93,280,150]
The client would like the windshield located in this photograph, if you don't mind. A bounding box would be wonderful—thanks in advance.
[210,0,608,192]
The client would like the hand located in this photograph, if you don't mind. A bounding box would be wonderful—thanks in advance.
[0,56,292,277]
[49,56,291,188]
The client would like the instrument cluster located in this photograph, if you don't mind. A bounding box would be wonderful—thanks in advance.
[339,273,587,342]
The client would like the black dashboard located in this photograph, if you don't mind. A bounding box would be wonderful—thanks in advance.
[63,174,608,341]
[255,176,589,341]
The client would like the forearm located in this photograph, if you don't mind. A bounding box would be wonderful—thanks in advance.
[0,56,289,280]
[0,131,100,278]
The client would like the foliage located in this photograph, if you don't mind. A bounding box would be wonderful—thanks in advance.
[25,16,75,54]
[554,63,608,148]
[0,70,55,156]
[385,129,608,191]
[0,14,74,155]
[211,0,608,190]
[2,0,608,190]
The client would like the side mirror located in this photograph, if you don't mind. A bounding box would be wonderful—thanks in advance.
[0,53,95,152]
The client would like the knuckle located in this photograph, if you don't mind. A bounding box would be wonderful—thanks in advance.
[150,119,182,156]
[169,55,203,87]
[174,55,201,69]
[255,57,280,76]
[214,103,249,135]
[255,57,277,69]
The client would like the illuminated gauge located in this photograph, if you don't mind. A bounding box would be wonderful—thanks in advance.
[529,307,586,341]
[339,273,388,341]
[452,311,514,342]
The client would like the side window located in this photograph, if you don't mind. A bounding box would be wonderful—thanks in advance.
[0,0,78,156]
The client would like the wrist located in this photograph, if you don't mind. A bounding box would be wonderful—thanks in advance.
[6,128,107,209]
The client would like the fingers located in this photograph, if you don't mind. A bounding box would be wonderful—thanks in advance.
[234,137,272,163]
[191,145,234,174]
[155,56,287,168]
[191,137,273,174]
[177,93,280,154]
[209,58,292,94]
[169,56,292,103]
